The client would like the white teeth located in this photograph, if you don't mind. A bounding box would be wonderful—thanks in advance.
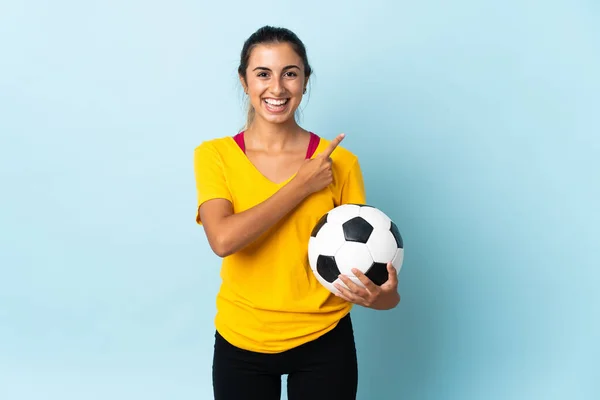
[264,98,288,106]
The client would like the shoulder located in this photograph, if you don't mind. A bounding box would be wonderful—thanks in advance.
[194,135,236,154]
[194,135,241,163]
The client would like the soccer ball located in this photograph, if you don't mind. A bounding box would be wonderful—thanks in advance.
[307,204,404,295]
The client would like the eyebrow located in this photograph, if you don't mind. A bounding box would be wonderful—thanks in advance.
[252,65,301,72]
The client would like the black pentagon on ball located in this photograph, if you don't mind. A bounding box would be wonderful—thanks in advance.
[365,262,389,285]
[310,213,328,237]
[316,255,341,283]
[390,221,403,248]
[342,217,373,243]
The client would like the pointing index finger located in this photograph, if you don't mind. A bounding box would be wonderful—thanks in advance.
[320,133,345,158]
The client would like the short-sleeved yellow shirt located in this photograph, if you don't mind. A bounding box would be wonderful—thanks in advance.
[193,132,366,353]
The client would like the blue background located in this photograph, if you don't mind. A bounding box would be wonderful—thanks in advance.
[1,1,598,399]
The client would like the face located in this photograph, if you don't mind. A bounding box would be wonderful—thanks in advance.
[241,42,308,126]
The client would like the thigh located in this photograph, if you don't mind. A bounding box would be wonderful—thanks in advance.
[286,314,358,400]
[212,331,281,400]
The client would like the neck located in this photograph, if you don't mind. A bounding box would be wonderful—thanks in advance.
[244,117,304,151]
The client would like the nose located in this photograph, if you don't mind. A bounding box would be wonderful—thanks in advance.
[270,76,285,96]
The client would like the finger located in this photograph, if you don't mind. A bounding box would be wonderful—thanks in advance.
[333,285,353,302]
[338,274,369,297]
[384,262,398,287]
[320,133,345,158]
[334,282,360,303]
[351,268,379,293]
[335,291,353,303]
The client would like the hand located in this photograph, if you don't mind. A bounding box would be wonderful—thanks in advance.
[333,262,400,310]
[295,133,345,195]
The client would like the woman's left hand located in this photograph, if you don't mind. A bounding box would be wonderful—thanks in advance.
[333,262,400,310]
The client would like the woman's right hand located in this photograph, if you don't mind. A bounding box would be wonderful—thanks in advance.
[295,133,345,195]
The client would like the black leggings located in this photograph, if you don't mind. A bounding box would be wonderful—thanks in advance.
[212,313,358,400]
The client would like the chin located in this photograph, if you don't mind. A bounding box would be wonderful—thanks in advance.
[264,115,295,125]
[257,111,298,125]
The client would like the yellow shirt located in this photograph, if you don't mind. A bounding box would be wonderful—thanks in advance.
[193,133,366,353]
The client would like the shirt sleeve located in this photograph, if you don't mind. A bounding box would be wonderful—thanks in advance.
[339,157,367,205]
[193,142,233,224]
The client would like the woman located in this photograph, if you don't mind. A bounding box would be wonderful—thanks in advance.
[193,25,400,400]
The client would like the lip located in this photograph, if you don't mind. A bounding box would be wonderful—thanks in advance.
[262,98,291,114]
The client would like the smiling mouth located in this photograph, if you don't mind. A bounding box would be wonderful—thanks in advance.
[264,98,289,106]
[263,98,290,113]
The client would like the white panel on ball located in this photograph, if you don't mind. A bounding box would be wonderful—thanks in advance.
[334,241,374,275]
[326,204,361,224]
[312,222,345,256]
[366,229,399,263]
[359,206,391,231]
[392,248,404,273]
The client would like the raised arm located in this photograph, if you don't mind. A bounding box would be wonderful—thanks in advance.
[199,133,345,257]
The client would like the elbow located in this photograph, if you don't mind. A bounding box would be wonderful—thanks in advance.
[210,234,234,258]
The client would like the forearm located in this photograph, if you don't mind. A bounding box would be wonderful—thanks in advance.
[215,178,309,256]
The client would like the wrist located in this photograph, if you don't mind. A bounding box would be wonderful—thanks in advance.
[289,176,310,198]
[374,291,400,310]
[385,291,401,309]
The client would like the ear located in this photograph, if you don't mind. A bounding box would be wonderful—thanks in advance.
[239,74,248,94]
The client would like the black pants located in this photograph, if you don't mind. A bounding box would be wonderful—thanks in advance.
[212,313,358,400]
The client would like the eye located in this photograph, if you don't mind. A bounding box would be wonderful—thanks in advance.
[256,72,269,78]
[284,71,298,77]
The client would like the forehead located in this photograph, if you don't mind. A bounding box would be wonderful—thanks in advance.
[247,42,302,68]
